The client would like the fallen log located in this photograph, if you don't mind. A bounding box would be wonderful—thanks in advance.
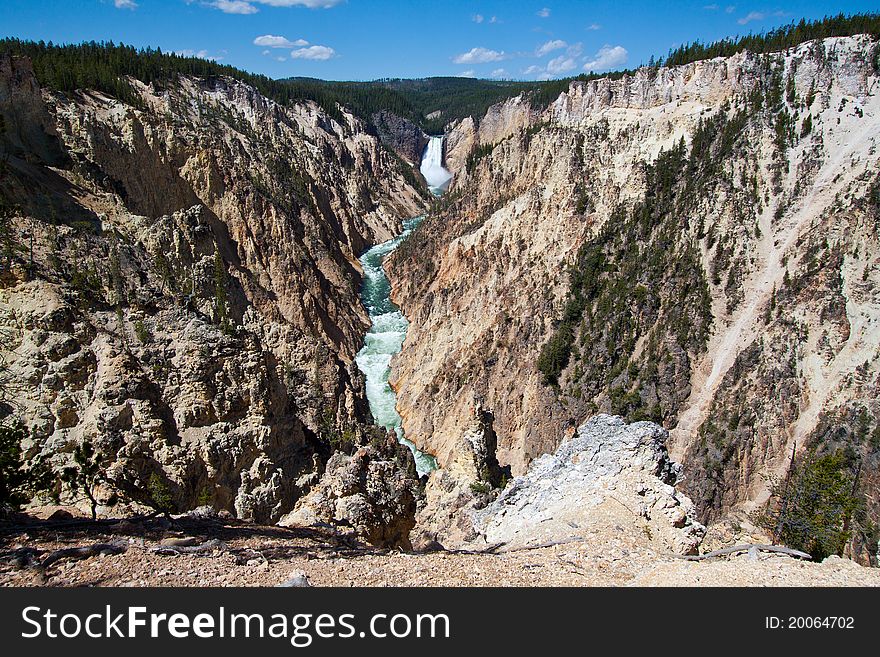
[41,541,128,568]
[150,538,227,556]
[158,537,202,548]
[673,544,812,561]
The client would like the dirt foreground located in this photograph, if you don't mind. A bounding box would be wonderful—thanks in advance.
[2,512,878,587]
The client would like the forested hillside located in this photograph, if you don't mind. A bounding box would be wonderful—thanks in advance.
[3,13,878,137]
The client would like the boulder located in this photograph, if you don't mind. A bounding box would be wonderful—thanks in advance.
[279,437,420,549]
[470,415,706,554]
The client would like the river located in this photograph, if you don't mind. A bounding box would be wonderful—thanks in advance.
[354,136,451,476]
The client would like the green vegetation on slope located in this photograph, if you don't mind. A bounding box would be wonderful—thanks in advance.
[281,76,421,125]
[3,13,877,138]
[0,39,352,124]
[662,12,880,67]
[537,108,761,422]
[377,78,538,134]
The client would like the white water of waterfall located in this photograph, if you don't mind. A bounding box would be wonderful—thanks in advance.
[419,136,453,193]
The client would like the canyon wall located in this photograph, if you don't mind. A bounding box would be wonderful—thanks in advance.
[387,35,880,555]
[0,55,427,524]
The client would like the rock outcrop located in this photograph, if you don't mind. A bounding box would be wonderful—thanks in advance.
[410,399,510,549]
[444,94,537,174]
[279,434,420,549]
[470,415,705,555]
[370,110,428,166]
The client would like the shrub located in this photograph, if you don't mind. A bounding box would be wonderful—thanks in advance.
[536,323,574,386]
[800,114,813,138]
[134,319,151,344]
[0,421,52,509]
[60,439,107,520]
[469,481,492,495]
[758,450,862,559]
[147,472,176,516]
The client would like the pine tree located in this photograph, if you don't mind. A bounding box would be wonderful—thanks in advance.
[758,450,862,559]
[213,248,232,335]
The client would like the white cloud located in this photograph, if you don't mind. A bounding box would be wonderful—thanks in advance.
[114,0,138,9]
[546,54,577,75]
[204,0,343,14]
[738,11,765,24]
[489,16,498,23]
[536,39,567,57]
[587,23,601,30]
[254,34,309,48]
[175,49,224,61]
[738,10,785,25]
[453,47,506,64]
[703,3,719,9]
[583,44,628,72]
[291,45,336,60]
[458,70,476,78]
[473,14,484,23]
[726,5,736,13]
[523,52,578,80]
[207,0,258,13]
[490,68,507,78]
[537,7,550,18]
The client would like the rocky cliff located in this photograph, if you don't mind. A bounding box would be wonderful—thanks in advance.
[387,35,880,559]
[0,54,427,528]
[443,93,538,173]
[370,109,428,166]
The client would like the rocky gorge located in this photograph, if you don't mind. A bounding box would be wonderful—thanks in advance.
[1,28,880,576]
[0,52,427,528]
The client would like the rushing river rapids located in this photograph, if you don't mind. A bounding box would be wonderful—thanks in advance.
[354,137,451,476]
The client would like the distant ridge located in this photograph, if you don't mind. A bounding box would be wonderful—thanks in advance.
[1,12,878,134]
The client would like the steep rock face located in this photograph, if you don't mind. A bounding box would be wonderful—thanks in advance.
[0,56,66,166]
[410,400,510,548]
[444,94,537,173]
[470,415,705,555]
[371,110,428,166]
[0,55,427,526]
[387,35,880,555]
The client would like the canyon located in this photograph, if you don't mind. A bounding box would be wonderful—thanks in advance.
[0,52,427,528]
[2,31,879,572]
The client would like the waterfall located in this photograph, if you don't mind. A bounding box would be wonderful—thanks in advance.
[420,136,453,193]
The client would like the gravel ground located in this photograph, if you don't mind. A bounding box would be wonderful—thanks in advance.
[2,514,878,587]
[629,554,880,587]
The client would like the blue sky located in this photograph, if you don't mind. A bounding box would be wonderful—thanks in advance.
[1,1,877,80]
